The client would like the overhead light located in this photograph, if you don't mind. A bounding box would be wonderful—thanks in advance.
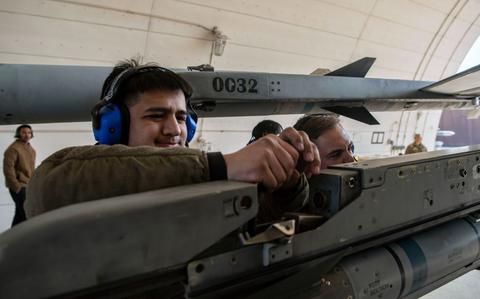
[436,130,455,137]
[212,27,228,56]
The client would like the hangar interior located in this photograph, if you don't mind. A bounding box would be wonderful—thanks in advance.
[1,0,480,297]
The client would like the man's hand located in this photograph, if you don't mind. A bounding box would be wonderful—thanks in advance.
[223,127,321,191]
[279,127,321,179]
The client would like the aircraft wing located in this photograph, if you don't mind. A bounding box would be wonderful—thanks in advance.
[1,59,479,125]
[1,146,480,298]
[422,63,480,97]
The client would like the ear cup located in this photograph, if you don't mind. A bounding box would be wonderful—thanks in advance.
[93,103,123,145]
[186,114,197,143]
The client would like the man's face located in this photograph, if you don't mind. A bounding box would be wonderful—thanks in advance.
[127,89,188,147]
[312,124,355,169]
[19,127,32,143]
[414,134,422,144]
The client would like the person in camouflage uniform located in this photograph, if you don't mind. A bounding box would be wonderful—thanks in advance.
[405,133,428,154]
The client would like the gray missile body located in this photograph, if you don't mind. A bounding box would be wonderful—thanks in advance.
[1,62,479,125]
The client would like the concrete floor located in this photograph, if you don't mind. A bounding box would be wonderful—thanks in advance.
[421,270,480,299]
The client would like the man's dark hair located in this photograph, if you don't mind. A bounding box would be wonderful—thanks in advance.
[101,58,189,107]
[293,114,339,140]
[14,124,33,139]
[248,120,283,144]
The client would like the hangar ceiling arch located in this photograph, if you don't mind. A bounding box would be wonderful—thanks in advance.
[1,0,479,79]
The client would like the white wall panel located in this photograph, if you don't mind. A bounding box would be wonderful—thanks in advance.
[451,24,480,63]
[199,114,301,132]
[194,114,304,153]
[457,0,480,23]
[361,16,433,53]
[443,18,471,40]
[0,0,150,30]
[150,0,356,61]
[327,110,442,157]
[0,52,111,65]
[431,19,472,61]
[434,36,464,61]
[64,0,154,14]
[372,0,446,33]
[212,43,342,74]
[0,12,147,63]
[353,40,423,73]
[176,0,368,38]
[0,205,15,232]
[410,0,457,14]
[145,32,212,67]
[195,131,249,153]
[442,60,462,77]
[318,0,377,14]
[421,56,449,81]
[149,17,212,40]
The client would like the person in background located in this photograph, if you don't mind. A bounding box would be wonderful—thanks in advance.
[248,120,283,144]
[3,124,36,226]
[405,133,428,155]
[294,114,355,169]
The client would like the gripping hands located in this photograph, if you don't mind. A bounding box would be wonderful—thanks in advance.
[223,127,321,191]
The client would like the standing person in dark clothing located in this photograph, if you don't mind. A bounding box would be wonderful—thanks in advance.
[248,120,283,144]
[405,133,428,154]
[3,124,36,226]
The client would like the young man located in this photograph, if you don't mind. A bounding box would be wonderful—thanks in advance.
[405,133,428,154]
[294,114,355,169]
[25,60,321,220]
[3,124,36,226]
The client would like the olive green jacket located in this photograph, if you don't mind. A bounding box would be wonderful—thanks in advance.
[25,145,308,221]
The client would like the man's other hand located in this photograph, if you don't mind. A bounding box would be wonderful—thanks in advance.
[223,127,321,191]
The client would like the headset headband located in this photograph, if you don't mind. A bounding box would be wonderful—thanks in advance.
[93,65,197,131]
[102,65,193,103]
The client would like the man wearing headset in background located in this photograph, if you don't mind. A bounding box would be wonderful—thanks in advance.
[247,119,283,145]
[294,114,355,169]
[25,59,321,221]
[3,124,36,226]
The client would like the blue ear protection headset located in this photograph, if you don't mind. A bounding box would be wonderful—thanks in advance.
[91,66,197,145]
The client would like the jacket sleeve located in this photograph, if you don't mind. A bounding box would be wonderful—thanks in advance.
[256,174,309,223]
[25,145,212,218]
[3,147,21,192]
[405,145,413,154]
